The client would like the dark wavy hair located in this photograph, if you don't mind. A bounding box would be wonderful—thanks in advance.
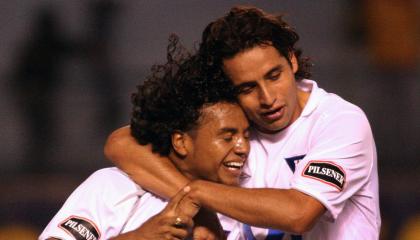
[130,35,237,156]
[199,5,312,81]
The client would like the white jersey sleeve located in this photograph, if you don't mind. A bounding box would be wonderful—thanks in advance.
[39,167,144,240]
[290,106,376,220]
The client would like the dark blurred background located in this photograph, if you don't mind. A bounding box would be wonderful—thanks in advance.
[0,1,419,239]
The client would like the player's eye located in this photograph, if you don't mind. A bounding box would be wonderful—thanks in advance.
[268,73,280,81]
[222,133,233,142]
[236,84,256,95]
[244,130,250,139]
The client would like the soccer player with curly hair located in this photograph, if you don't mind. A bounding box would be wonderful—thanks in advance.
[40,37,250,240]
[106,6,380,239]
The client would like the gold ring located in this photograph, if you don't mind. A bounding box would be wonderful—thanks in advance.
[174,217,183,227]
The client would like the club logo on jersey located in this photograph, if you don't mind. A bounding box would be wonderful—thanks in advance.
[302,161,345,191]
[285,154,306,172]
[59,216,100,240]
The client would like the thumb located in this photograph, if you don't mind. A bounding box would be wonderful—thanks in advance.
[164,185,191,211]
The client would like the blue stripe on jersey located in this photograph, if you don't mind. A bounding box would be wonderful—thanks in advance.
[243,224,287,240]
[284,154,306,172]
[266,228,285,239]
[242,224,256,240]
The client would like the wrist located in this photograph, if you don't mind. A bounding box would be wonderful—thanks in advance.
[187,179,210,206]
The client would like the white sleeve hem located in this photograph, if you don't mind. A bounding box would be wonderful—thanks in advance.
[291,183,338,221]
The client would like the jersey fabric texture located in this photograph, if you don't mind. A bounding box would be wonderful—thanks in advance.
[39,167,243,240]
[244,80,381,240]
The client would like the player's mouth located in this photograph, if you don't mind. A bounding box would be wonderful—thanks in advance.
[260,106,284,122]
[222,160,245,176]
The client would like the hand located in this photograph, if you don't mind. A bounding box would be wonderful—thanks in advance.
[116,186,196,240]
[192,209,226,240]
[175,186,201,221]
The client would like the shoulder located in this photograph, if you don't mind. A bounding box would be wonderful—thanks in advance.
[308,93,375,161]
[302,80,370,130]
[76,167,144,206]
[39,168,146,239]
[81,167,133,189]
[300,84,376,154]
[314,93,371,135]
[85,167,133,184]
[321,93,365,116]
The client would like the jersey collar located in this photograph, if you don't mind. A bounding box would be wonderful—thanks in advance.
[299,79,327,118]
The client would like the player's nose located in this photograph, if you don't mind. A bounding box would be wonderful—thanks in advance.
[259,84,275,108]
[233,137,250,157]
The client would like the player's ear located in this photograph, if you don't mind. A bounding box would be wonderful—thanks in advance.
[171,131,190,157]
[289,52,298,74]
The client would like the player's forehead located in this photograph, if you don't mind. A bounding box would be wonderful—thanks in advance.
[198,102,248,132]
[222,44,287,84]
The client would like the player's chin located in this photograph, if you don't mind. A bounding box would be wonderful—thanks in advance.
[219,176,241,186]
[219,167,243,186]
[258,119,289,133]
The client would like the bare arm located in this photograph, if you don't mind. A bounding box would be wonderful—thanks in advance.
[104,126,189,198]
[105,127,230,239]
[188,180,326,234]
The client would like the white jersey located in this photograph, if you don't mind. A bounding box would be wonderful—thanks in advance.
[39,167,243,240]
[244,80,380,240]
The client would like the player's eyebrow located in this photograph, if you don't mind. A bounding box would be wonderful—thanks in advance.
[218,127,238,135]
[233,65,284,90]
[234,81,257,91]
[263,65,283,79]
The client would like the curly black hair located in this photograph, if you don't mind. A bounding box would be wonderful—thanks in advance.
[199,5,312,81]
[130,35,237,156]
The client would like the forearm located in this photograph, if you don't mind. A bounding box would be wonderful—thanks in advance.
[104,126,189,198]
[189,180,325,233]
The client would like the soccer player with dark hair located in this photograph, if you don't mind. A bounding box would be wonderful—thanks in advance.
[106,6,380,239]
[40,37,250,240]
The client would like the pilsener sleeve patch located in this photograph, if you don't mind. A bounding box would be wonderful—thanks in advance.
[59,216,101,240]
[302,161,346,191]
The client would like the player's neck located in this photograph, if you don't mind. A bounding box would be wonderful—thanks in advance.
[169,154,196,181]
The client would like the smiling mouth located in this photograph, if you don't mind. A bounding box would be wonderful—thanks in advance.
[223,161,245,172]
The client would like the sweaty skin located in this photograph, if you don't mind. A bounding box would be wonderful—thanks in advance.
[223,45,309,134]
[187,181,324,233]
[105,127,188,198]
[172,103,250,187]
[104,45,325,234]
[110,102,249,239]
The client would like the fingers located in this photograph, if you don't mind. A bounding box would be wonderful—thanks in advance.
[164,185,199,221]
[128,218,190,240]
[159,185,200,239]
[165,185,191,211]
[174,216,184,228]
[172,215,194,229]
[175,195,200,219]
[161,216,193,240]
[168,226,189,239]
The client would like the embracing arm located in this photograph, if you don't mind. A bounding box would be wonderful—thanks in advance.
[188,180,325,234]
[104,126,189,198]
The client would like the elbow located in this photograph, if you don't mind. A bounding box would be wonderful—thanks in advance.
[287,211,318,234]
[280,189,325,234]
[288,219,314,234]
